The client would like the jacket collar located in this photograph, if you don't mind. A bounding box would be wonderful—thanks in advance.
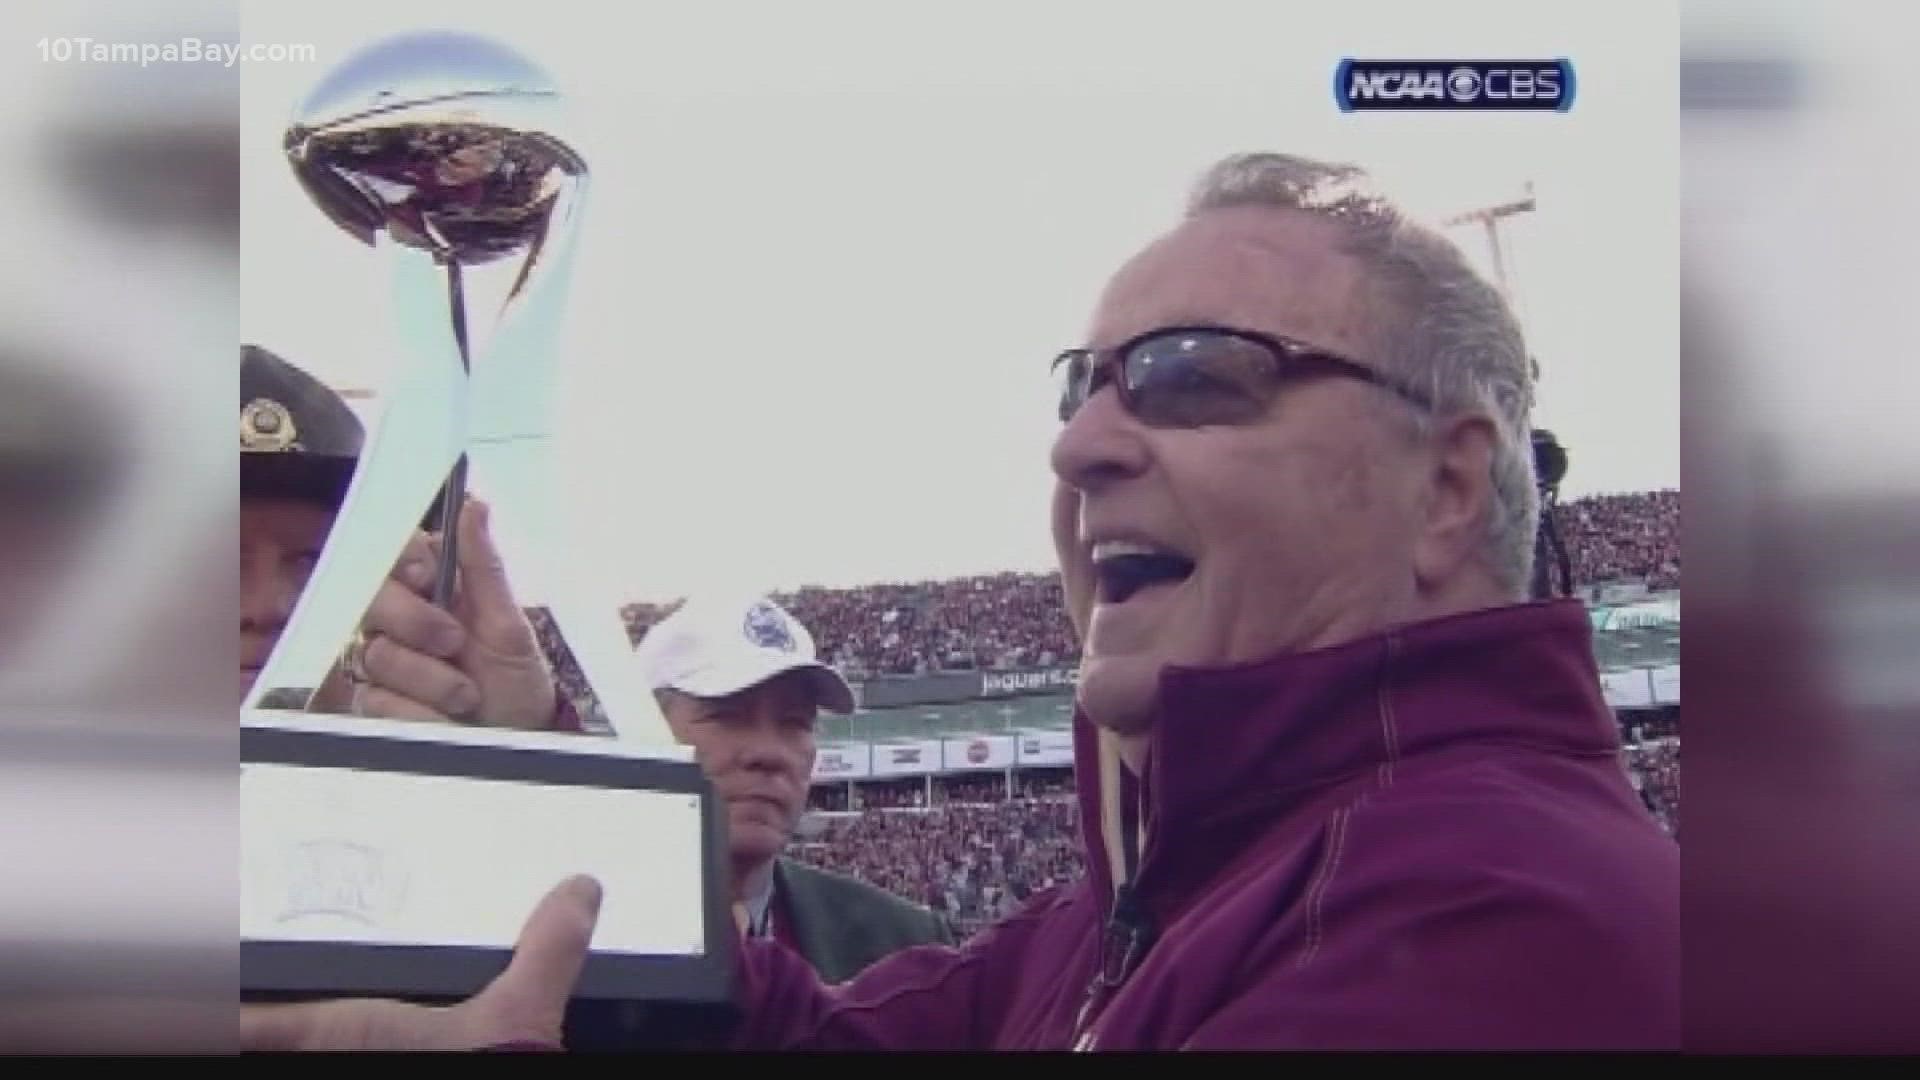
[1073,599,1620,911]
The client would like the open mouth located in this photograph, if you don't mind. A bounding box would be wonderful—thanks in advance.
[1092,542,1196,604]
[734,794,788,815]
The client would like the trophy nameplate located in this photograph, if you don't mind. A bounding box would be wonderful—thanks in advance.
[240,711,737,1029]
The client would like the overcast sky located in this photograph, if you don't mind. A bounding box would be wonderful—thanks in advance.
[242,0,1677,602]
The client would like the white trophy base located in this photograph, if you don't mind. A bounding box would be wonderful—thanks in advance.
[240,710,735,1012]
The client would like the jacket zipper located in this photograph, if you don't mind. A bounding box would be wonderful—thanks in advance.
[1070,882,1154,1050]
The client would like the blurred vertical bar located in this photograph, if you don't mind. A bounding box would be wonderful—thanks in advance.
[0,0,238,1053]
[1682,0,1920,1052]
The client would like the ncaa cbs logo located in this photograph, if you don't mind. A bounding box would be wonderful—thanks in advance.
[1335,59,1575,112]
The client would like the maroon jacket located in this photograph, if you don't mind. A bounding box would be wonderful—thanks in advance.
[722,600,1679,1050]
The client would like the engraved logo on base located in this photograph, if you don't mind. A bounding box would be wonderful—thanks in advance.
[278,838,410,927]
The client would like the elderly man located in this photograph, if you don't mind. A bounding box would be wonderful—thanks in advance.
[633,594,955,979]
[242,151,1680,1051]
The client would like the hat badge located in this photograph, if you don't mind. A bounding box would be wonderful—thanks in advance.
[241,397,300,452]
[743,601,797,653]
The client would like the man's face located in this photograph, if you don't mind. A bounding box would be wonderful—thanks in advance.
[1050,206,1430,744]
[659,671,820,870]
[240,496,336,702]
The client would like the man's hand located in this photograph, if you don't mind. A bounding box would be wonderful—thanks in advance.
[316,498,557,728]
[241,875,601,1052]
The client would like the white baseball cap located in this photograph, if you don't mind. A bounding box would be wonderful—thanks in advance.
[633,593,857,715]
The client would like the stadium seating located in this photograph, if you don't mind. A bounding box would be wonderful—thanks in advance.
[610,488,1680,676]
[790,798,1083,939]
[529,488,1678,706]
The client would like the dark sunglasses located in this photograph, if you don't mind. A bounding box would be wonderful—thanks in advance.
[1053,325,1430,428]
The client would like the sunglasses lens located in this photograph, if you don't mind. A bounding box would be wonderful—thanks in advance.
[1124,332,1274,427]
[1055,351,1092,422]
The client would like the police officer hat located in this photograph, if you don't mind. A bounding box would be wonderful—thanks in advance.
[240,344,363,509]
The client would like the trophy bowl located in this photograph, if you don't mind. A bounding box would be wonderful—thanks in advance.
[283,28,586,270]
[280,28,593,606]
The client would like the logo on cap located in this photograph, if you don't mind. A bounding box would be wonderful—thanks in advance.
[241,398,300,452]
[743,600,797,653]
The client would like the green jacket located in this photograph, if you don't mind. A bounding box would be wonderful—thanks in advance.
[563,859,954,1049]
[772,857,957,984]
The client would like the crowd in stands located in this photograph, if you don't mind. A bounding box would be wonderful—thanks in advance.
[525,607,591,706]
[523,488,1677,754]
[807,786,852,812]
[1625,737,1681,840]
[808,770,1077,814]
[1554,489,1681,594]
[1015,771,1076,800]
[854,781,929,810]
[938,775,1012,805]
[593,489,1681,678]
[1625,706,1680,746]
[792,798,1083,938]
[781,573,1077,678]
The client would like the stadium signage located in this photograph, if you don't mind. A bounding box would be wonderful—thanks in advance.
[851,666,1084,710]
[869,739,945,779]
[1590,597,1681,632]
[942,735,1015,772]
[1600,669,1654,710]
[1016,729,1075,767]
[809,661,1680,787]
[1651,664,1679,705]
[853,670,981,710]
[811,742,871,781]
[980,667,1078,698]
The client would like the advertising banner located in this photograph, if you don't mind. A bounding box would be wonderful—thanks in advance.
[1650,664,1680,705]
[979,667,1078,698]
[1015,729,1075,767]
[1601,668,1654,709]
[812,742,871,782]
[870,739,944,778]
[941,735,1016,772]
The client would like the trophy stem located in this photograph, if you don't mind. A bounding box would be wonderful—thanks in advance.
[432,261,475,609]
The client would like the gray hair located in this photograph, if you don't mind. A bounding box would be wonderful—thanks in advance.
[1184,152,1540,598]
